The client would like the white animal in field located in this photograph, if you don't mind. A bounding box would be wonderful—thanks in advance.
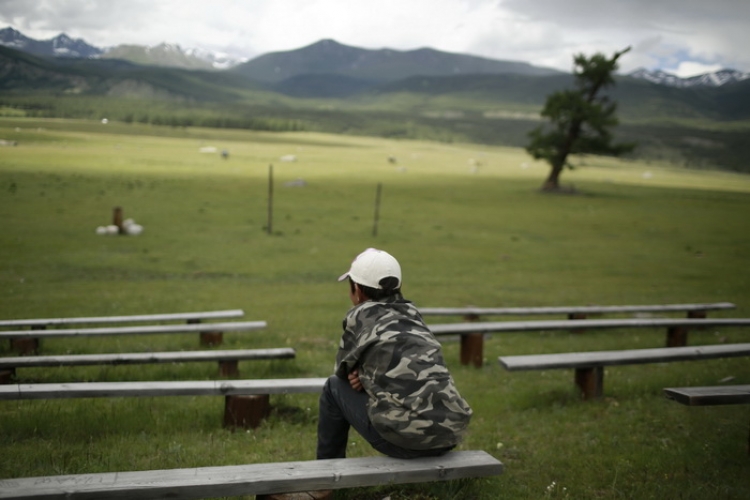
[122,218,144,236]
[96,218,144,236]
[125,224,143,235]
[280,154,297,162]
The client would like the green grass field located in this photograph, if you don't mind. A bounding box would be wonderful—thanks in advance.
[1,117,749,499]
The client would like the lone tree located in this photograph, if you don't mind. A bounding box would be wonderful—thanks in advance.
[527,47,635,192]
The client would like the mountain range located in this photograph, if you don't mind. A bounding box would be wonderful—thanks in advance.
[2,26,748,88]
[2,26,750,174]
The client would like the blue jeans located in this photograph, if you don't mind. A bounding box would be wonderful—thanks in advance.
[316,375,454,459]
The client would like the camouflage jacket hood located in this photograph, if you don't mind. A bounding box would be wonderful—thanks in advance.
[335,294,472,450]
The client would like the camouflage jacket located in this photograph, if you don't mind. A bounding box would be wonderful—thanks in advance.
[335,294,472,450]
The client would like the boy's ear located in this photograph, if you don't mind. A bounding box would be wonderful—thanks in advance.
[352,283,367,303]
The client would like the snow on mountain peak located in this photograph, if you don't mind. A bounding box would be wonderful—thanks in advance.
[628,68,750,87]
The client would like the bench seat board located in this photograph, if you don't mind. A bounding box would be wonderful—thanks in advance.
[664,385,750,406]
[0,348,296,369]
[0,310,245,328]
[0,378,327,400]
[0,451,503,500]
[419,302,735,316]
[431,318,750,335]
[0,321,267,339]
[498,343,750,371]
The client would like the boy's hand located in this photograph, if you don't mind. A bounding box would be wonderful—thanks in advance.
[348,369,363,391]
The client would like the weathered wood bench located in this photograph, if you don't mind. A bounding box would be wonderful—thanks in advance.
[664,384,750,455]
[0,348,296,382]
[663,384,750,406]
[419,302,735,320]
[0,450,503,500]
[498,343,750,400]
[0,309,245,328]
[0,309,246,353]
[1,320,266,354]
[431,317,750,367]
[0,377,326,428]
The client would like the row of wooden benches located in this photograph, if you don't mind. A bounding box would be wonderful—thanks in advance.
[2,302,742,365]
[4,316,746,377]
[4,342,747,405]
[1,303,746,499]
[2,382,746,499]
[3,302,731,330]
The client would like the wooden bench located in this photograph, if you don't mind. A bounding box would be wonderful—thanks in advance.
[419,302,736,320]
[0,377,327,429]
[664,384,750,406]
[664,385,750,455]
[1,320,267,354]
[430,317,750,367]
[0,309,246,353]
[0,348,296,382]
[0,309,245,328]
[498,343,750,400]
[0,450,503,500]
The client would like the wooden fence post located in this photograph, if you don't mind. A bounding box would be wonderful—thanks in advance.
[113,206,124,234]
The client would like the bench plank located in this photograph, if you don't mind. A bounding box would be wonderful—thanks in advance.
[419,302,735,316]
[0,451,503,499]
[0,378,327,400]
[498,343,750,371]
[430,317,750,336]
[0,310,245,328]
[664,385,750,406]
[431,318,750,367]
[0,321,266,339]
[0,348,296,370]
[498,343,750,400]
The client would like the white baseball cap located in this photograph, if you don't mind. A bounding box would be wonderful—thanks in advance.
[337,248,402,290]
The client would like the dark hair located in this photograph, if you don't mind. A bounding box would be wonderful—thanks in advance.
[349,277,401,300]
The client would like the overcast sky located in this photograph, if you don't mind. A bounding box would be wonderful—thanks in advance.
[1,0,748,77]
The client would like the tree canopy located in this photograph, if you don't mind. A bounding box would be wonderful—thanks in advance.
[527,47,635,192]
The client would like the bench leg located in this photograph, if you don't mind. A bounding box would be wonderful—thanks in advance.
[666,326,688,347]
[224,394,270,429]
[200,331,223,346]
[0,369,14,384]
[568,313,587,333]
[218,360,239,377]
[574,367,603,400]
[10,338,39,355]
[460,333,484,368]
[188,318,224,347]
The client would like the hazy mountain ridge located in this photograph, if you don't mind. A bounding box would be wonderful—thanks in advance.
[0,27,243,70]
[0,27,102,58]
[4,26,750,89]
[231,38,561,83]
[4,26,749,89]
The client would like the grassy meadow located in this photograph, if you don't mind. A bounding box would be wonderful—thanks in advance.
[1,117,749,499]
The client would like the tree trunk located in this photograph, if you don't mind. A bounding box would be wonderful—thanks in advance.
[541,161,564,191]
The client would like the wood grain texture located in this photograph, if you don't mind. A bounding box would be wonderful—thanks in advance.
[0,451,503,500]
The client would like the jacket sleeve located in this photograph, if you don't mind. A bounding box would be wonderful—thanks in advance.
[335,312,361,378]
